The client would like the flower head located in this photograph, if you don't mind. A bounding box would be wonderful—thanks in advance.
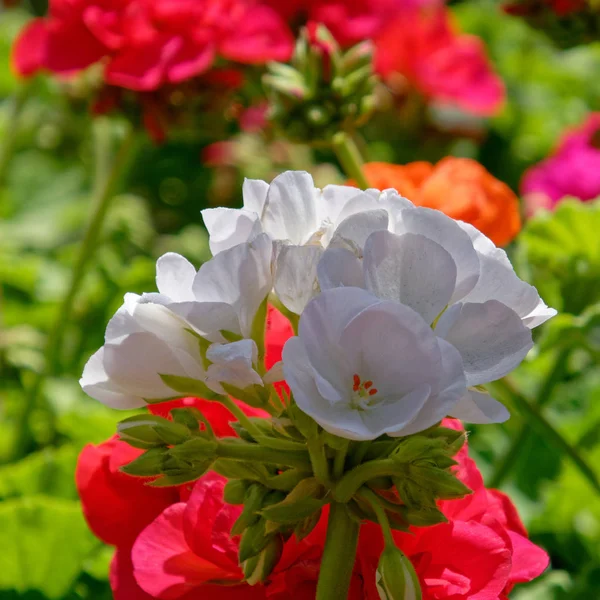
[80,235,273,409]
[521,113,600,215]
[282,287,467,440]
[375,6,505,116]
[12,0,294,89]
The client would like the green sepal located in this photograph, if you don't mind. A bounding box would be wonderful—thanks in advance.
[158,374,221,399]
[294,508,322,541]
[230,484,270,536]
[170,408,201,432]
[259,478,326,524]
[117,414,173,448]
[120,447,165,477]
[212,458,272,482]
[224,480,251,505]
[221,383,269,409]
[238,520,271,563]
[243,535,284,585]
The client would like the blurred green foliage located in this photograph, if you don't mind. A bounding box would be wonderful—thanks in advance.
[1,1,600,598]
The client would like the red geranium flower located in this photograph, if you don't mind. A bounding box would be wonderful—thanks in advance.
[375,6,505,116]
[12,0,294,90]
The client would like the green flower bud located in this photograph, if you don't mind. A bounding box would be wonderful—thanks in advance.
[376,546,422,600]
[224,480,251,505]
[120,447,166,477]
[243,535,284,585]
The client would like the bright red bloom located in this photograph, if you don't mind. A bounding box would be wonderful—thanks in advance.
[263,0,432,46]
[75,436,179,547]
[375,6,505,116]
[12,0,294,90]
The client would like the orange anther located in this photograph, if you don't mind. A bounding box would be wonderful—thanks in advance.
[368,388,378,396]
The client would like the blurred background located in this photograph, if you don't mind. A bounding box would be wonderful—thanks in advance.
[1,0,600,598]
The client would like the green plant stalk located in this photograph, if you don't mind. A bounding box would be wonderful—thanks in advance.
[331,131,369,189]
[216,440,311,470]
[307,437,332,487]
[489,348,571,489]
[219,395,263,439]
[0,83,31,188]
[359,487,395,547]
[315,502,360,600]
[491,376,600,494]
[334,459,398,502]
[333,439,350,479]
[10,120,137,461]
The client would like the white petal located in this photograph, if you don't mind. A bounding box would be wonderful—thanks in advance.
[282,337,368,440]
[264,360,284,384]
[169,301,239,342]
[206,339,263,391]
[396,339,466,436]
[274,244,323,315]
[319,185,366,225]
[438,300,533,386]
[103,333,201,400]
[363,231,457,324]
[523,302,558,329]
[459,221,553,327]
[317,248,365,291]
[361,384,432,438]
[329,209,389,253]
[155,253,196,301]
[130,301,198,354]
[201,207,262,255]
[193,234,273,337]
[450,389,510,424]
[80,348,145,409]
[261,171,318,244]
[105,294,145,342]
[339,300,441,397]
[394,208,480,302]
[243,178,269,215]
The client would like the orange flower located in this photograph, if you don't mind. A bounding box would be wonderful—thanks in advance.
[358,158,521,246]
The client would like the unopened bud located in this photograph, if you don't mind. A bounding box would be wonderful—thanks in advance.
[224,480,250,505]
[376,547,422,600]
[243,535,284,584]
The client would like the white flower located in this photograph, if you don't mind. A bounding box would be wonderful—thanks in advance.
[201,171,411,314]
[317,209,556,424]
[282,287,466,440]
[80,237,273,409]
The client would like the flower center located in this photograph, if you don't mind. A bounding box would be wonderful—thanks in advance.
[350,373,379,411]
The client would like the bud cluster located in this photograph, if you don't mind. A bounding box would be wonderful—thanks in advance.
[264,24,378,143]
[118,398,469,589]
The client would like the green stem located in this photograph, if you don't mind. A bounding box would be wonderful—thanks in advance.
[490,376,600,494]
[10,120,136,461]
[489,348,571,489]
[307,437,332,487]
[358,487,395,547]
[315,502,360,600]
[216,440,311,470]
[331,131,369,189]
[0,83,30,188]
[334,458,398,502]
[220,395,263,439]
[333,439,350,480]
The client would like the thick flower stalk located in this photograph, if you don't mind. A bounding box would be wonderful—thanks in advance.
[80,172,555,598]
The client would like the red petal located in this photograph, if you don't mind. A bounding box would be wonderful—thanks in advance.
[11,19,48,77]
[132,503,238,599]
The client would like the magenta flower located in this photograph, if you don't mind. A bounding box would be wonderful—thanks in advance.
[521,113,600,215]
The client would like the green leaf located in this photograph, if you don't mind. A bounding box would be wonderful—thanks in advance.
[157,374,220,400]
[0,496,98,598]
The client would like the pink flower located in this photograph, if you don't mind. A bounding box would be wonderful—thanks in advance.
[12,0,294,91]
[521,113,600,215]
[375,6,505,116]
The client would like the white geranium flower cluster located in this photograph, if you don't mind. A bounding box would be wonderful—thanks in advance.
[81,171,555,441]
